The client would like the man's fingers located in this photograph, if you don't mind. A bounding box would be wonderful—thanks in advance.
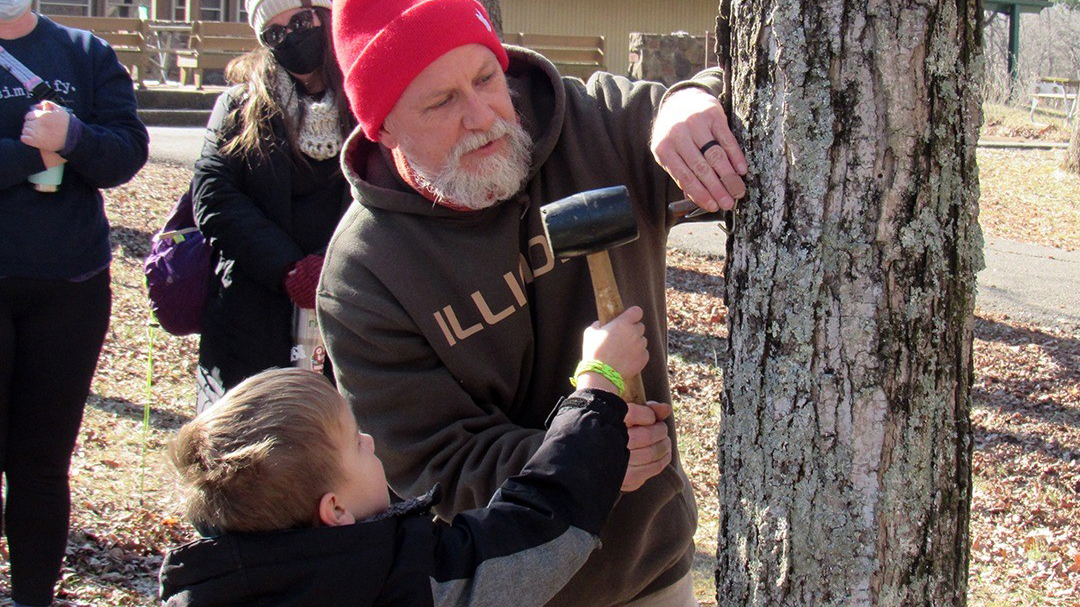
[621,448,673,492]
[647,401,672,421]
[710,119,748,176]
[627,421,668,451]
[657,152,717,212]
[624,402,658,427]
[684,140,736,210]
[628,434,671,467]
[702,143,746,202]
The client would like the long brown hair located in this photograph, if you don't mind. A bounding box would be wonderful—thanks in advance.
[220,7,352,164]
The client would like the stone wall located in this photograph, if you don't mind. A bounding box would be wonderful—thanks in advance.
[627,32,713,86]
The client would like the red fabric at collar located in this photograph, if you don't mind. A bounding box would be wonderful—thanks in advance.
[390,147,475,212]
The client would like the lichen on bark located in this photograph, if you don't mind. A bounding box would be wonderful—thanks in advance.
[716,1,980,605]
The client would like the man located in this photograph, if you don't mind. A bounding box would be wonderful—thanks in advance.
[320,0,746,605]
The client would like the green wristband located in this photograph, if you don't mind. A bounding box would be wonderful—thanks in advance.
[569,359,624,397]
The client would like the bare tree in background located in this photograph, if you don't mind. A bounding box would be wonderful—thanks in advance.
[478,0,503,38]
[1067,122,1080,173]
[714,0,982,604]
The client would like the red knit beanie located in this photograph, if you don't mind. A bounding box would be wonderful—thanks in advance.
[332,0,509,141]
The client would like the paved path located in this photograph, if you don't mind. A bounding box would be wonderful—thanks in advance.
[669,223,1079,330]
[148,126,204,166]
[152,128,1078,330]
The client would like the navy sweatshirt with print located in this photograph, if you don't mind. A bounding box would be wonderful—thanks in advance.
[0,14,148,279]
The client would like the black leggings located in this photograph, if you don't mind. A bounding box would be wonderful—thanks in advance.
[0,270,111,606]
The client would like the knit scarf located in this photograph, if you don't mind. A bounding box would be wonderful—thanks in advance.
[273,67,343,161]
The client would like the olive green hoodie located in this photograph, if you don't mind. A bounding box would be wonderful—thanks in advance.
[319,47,725,606]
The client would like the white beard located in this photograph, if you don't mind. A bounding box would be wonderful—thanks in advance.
[400,118,532,210]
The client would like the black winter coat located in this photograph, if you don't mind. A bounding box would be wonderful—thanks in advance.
[193,86,347,391]
[159,389,630,607]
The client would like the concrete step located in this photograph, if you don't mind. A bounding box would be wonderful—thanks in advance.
[139,108,211,127]
[135,87,223,110]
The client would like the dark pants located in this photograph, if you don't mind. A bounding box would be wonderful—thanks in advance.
[0,270,111,606]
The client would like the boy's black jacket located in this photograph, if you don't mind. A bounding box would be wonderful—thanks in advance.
[159,389,629,607]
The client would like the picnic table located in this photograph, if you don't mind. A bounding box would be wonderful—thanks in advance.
[1030,77,1078,127]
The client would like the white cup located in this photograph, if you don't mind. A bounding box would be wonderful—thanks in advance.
[28,164,65,193]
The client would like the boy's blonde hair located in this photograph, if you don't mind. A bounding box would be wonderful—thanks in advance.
[171,368,347,534]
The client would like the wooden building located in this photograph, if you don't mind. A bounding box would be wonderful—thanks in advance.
[502,0,716,77]
[33,0,246,22]
[32,0,716,78]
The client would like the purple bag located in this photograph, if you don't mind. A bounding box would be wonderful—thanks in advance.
[144,185,212,336]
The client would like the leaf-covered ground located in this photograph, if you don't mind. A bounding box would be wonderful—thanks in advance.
[0,146,1076,605]
[977,148,1079,251]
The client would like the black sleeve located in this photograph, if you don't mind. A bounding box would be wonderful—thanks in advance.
[428,389,629,607]
[191,90,304,290]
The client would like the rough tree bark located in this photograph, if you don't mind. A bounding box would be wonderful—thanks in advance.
[714,1,983,605]
[478,0,503,38]
[1066,121,1080,174]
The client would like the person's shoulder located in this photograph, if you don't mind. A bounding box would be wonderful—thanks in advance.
[324,198,388,269]
[215,83,250,109]
[37,15,105,50]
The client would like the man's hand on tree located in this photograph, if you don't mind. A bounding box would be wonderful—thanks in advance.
[650,87,747,212]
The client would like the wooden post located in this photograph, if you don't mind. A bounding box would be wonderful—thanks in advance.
[1008,3,1021,85]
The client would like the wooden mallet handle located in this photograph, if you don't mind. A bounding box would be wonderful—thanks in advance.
[585,250,646,405]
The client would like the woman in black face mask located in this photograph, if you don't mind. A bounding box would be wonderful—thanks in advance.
[190,0,353,412]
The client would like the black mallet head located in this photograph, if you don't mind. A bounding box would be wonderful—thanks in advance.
[540,186,640,259]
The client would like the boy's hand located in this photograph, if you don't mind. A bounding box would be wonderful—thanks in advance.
[22,100,70,152]
[621,401,672,492]
[581,306,649,381]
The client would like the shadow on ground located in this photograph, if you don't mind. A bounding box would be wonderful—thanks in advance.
[111,226,155,259]
[973,316,1079,433]
[88,393,192,430]
[667,265,725,297]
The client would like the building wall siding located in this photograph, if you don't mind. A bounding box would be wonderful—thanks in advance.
[502,0,717,78]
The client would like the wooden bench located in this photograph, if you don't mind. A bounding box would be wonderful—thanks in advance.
[175,21,258,89]
[50,16,150,88]
[504,33,605,81]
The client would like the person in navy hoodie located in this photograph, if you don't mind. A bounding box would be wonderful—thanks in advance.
[0,1,148,604]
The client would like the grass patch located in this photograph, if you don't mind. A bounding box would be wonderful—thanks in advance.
[982,103,1072,142]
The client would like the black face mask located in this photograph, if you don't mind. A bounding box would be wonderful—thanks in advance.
[271,26,325,75]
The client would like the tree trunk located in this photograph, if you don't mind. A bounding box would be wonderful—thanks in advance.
[478,0,503,39]
[1066,121,1080,175]
[714,1,982,605]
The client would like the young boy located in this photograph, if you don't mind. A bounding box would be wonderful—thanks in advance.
[159,309,650,607]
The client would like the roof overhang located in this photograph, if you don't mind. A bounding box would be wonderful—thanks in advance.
[984,0,1053,14]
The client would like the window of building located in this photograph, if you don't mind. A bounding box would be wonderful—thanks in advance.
[105,0,137,18]
[35,0,92,17]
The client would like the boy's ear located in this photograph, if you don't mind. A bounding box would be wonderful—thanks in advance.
[318,492,356,527]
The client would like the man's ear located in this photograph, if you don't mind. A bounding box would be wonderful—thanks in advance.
[377,125,398,150]
[318,492,356,527]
